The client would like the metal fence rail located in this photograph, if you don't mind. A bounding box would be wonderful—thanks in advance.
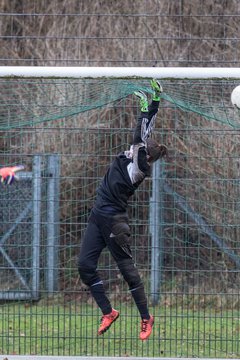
[3,357,240,360]
[0,154,60,300]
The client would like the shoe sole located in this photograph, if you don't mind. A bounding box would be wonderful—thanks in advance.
[98,312,120,335]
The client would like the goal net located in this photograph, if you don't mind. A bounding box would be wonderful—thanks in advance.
[0,67,239,130]
[0,67,240,358]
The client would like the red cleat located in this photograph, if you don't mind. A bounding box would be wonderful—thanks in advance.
[139,315,154,341]
[98,308,119,335]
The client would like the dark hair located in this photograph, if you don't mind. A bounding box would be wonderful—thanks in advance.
[146,138,168,162]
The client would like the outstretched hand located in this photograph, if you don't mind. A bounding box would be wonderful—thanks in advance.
[0,165,25,185]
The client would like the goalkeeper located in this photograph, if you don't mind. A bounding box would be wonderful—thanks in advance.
[78,79,167,341]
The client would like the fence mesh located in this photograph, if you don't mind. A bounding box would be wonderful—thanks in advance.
[1,0,240,358]
[0,78,240,357]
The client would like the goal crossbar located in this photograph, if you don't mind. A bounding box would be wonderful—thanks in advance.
[1,66,240,79]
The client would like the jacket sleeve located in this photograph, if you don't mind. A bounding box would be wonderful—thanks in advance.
[133,101,159,144]
[126,143,151,185]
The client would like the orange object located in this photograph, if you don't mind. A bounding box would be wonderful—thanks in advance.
[0,165,24,184]
[139,315,154,341]
[98,308,119,335]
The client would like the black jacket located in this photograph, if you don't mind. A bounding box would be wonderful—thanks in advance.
[95,145,150,212]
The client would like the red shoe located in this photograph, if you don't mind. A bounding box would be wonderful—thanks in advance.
[98,308,119,335]
[139,315,154,340]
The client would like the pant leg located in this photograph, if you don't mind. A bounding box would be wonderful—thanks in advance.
[105,222,150,320]
[78,214,113,314]
[78,219,106,286]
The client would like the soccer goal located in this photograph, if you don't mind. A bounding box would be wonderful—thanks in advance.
[0,66,240,358]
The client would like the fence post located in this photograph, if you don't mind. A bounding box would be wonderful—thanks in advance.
[32,155,42,299]
[150,159,165,305]
[46,154,60,294]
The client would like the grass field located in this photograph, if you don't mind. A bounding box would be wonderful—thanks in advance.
[0,301,239,358]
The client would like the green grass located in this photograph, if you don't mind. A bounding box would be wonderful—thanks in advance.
[0,301,239,358]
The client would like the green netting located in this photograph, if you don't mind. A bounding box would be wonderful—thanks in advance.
[161,80,239,128]
[0,79,152,130]
[0,78,239,130]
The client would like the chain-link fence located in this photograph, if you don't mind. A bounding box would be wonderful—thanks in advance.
[1,1,240,358]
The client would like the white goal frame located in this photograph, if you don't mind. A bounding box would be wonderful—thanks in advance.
[0,66,240,79]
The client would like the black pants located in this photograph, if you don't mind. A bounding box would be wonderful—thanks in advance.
[78,209,141,288]
[78,209,149,318]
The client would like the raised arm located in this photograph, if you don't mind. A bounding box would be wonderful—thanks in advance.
[126,80,166,184]
[133,79,163,145]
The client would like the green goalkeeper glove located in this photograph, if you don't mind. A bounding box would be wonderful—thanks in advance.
[150,79,163,101]
[134,90,148,112]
